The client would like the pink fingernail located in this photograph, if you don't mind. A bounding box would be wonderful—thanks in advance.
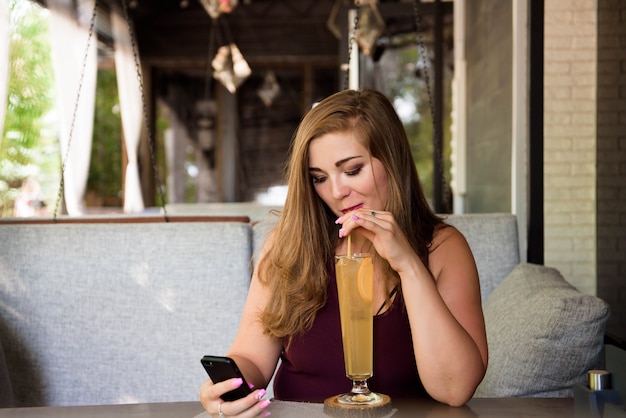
[351,214,359,220]
[259,399,271,409]
[339,229,344,238]
[255,389,266,400]
[232,378,243,387]
[335,217,341,224]
[262,412,271,417]
[248,382,255,389]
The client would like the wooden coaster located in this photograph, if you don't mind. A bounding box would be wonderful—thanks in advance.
[323,394,392,418]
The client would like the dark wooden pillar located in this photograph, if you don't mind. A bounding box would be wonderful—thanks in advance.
[528,0,544,264]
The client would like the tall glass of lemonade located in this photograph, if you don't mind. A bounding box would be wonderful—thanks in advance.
[335,253,383,405]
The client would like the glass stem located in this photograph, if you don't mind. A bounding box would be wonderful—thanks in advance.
[351,379,371,395]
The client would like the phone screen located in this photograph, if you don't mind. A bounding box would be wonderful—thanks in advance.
[201,355,253,401]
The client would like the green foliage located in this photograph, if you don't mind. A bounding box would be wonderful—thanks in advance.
[380,35,452,207]
[1,0,58,217]
[88,69,122,204]
[2,1,123,214]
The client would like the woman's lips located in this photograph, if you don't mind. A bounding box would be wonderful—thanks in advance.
[341,203,363,214]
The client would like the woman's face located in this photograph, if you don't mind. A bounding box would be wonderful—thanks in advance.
[308,131,389,217]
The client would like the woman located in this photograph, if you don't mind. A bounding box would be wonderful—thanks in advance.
[200,89,487,416]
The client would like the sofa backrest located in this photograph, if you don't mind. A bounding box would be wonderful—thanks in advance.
[0,220,252,406]
[443,213,520,302]
[0,212,520,407]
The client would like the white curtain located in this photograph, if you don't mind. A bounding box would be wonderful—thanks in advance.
[48,0,97,215]
[0,0,9,140]
[111,6,144,213]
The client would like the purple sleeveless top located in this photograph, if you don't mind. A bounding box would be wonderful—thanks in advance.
[272,263,428,402]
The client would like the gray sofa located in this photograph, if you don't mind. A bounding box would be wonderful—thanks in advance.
[0,213,609,407]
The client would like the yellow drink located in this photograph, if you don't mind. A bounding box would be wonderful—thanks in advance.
[335,254,374,381]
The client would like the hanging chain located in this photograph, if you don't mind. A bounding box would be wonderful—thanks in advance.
[412,0,437,154]
[343,0,361,90]
[121,0,169,220]
[203,18,218,104]
[412,0,451,212]
[53,0,98,220]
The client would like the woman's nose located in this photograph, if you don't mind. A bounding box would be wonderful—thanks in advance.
[331,177,349,199]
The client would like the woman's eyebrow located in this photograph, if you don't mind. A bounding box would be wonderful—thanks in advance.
[309,156,362,172]
[334,156,360,167]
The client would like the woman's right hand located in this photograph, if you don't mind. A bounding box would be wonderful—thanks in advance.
[200,377,272,418]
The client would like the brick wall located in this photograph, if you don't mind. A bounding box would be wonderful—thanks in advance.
[544,0,626,340]
[544,0,598,296]
[596,0,626,341]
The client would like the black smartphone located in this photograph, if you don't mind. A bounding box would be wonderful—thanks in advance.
[201,355,253,402]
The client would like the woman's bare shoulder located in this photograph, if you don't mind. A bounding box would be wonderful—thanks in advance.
[430,223,468,251]
[429,223,476,281]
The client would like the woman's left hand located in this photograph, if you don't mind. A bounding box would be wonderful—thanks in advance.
[336,209,418,274]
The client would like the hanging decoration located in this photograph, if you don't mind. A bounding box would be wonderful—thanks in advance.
[355,0,385,56]
[212,42,251,94]
[326,0,347,40]
[257,71,281,107]
[199,0,238,19]
[200,3,251,94]
[327,0,386,57]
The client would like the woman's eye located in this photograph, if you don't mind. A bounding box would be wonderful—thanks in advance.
[346,167,362,176]
[312,176,326,185]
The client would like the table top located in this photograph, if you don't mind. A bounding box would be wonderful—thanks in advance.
[0,398,576,418]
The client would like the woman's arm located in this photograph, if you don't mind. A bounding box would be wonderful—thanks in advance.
[227,267,283,388]
[400,226,487,406]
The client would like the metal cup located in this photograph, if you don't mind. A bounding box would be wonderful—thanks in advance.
[588,369,611,391]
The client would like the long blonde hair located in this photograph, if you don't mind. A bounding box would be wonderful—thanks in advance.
[258,89,442,340]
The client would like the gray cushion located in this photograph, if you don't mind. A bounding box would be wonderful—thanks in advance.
[252,213,280,267]
[475,263,610,397]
